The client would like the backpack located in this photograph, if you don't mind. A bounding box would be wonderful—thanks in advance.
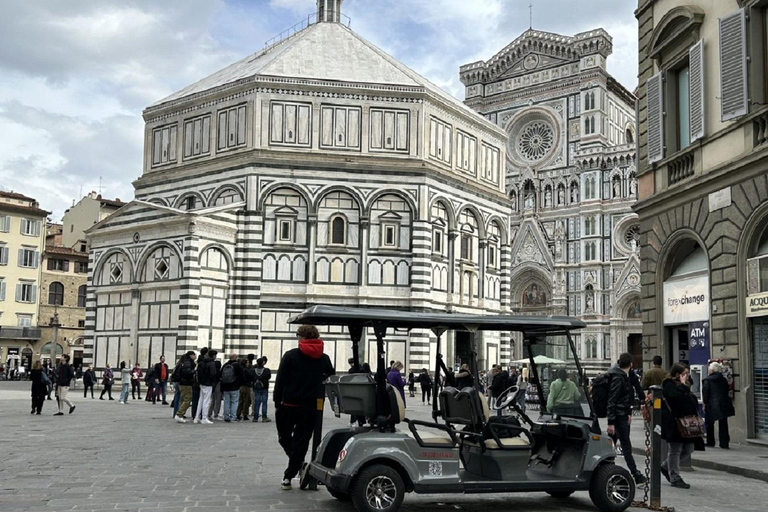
[591,373,612,418]
[221,363,236,385]
[171,363,182,383]
[253,368,265,390]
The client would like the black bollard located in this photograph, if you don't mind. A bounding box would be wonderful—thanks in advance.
[650,385,662,508]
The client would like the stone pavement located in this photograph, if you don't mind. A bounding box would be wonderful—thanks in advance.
[1,381,766,512]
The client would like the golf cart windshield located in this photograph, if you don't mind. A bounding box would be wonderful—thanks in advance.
[519,334,592,420]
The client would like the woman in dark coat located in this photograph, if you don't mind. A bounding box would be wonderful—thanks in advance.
[30,361,47,415]
[703,362,734,449]
[660,363,704,489]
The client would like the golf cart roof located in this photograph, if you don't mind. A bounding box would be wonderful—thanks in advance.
[288,305,586,333]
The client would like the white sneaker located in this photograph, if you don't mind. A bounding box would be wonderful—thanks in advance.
[174,416,186,423]
[193,418,200,424]
[118,401,124,404]
[201,419,213,425]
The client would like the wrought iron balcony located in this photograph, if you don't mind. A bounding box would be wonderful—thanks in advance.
[0,327,42,340]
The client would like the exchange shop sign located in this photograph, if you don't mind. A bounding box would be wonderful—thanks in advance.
[663,275,709,325]
[746,291,768,318]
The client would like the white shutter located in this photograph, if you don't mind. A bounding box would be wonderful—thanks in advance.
[33,220,41,237]
[689,40,705,142]
[0,280,5,301]
[0,246,6,265]
[18,248,24,266]
[15,283,22,302]
[33,251,39,269]
[30,284,37,304]
[719,9,748,121]
[647,72,664,164]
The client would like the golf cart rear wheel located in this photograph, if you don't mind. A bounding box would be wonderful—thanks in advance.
[589,464,635,512]
[327,487,351,501]
[546,490,574,499]
[351,464,405,512]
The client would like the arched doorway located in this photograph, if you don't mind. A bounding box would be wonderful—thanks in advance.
[660,239,710,397]
[744,220,768,439]
[21,348,33,370]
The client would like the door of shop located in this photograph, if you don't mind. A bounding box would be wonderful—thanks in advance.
[753,317,768,439]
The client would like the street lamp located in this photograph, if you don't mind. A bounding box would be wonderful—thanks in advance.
[49,311,60,366]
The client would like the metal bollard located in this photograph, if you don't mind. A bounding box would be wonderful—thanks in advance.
[650,385,662,508]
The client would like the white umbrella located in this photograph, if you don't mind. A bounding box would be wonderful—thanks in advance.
[512,355,565,365]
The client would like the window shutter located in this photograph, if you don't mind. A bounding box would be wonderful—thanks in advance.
[0,281,5,301]
[33,220,40,237]
[689,40,705,142]
[33,251,39,269]
[15,283,22,302]
[63,260,70,272]
[647,72,664,164]
[18,248,24,266]
[719,9,748,121]
[30,285,37,304]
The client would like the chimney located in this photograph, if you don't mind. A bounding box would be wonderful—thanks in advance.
[317,0,343,23]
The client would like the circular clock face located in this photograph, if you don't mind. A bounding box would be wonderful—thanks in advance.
[524,54,539,70]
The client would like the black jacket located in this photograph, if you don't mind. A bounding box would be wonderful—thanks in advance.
[629,369,645,401]
[57,364,75,387]
[661,378,701,444]
[607,366,632,425]
[274,348,335,408]
[30,369,47,395]
[219,360,244,392]
[153,362,169,383]
[83,370,96,386]
[490,371,509,398]
[252,365,271,391]
[177,356,196,386]
[417,371,432,388]
[197,356,217,387]
[702,373,734,422]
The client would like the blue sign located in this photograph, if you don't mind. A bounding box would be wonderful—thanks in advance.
[688,321,710,365]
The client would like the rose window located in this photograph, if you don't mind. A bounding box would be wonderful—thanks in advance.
[517,121,554,162]
[624,224,640,246]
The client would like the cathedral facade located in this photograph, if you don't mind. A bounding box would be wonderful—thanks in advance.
[83,1,513,373]
[460,29,641,372]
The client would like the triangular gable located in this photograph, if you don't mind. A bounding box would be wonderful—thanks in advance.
[614,254,641,300]
[510,220,553,269]
[85,200,189,234]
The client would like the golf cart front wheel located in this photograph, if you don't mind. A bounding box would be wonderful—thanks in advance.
[589,464,635,512]
[351,464,405,512]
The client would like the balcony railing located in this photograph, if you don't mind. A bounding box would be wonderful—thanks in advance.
[668,149,695,185]
[0,327,42,340]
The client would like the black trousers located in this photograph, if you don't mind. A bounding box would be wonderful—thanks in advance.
[31,392,46,413]
[706,417,730,448]
[100,383,112,399]
[131,380,141,399]
[83,383,94,398]
[276,405,318,480]
[613,415,639,475]
[422,386,432,403]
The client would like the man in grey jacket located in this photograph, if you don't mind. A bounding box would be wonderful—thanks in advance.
[54,354,76,416]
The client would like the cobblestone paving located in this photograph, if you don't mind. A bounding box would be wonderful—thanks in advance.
[0,382,764,512]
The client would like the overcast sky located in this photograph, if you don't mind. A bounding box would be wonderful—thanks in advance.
[0,0,638,222]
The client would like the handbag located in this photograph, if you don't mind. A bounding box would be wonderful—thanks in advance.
[664,396,704,438]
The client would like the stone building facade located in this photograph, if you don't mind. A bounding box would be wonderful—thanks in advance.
[37,246,88,368]
[635,0,768,443]
[0,191,47,371]
[84,0,513,374]
[460,29,640,372]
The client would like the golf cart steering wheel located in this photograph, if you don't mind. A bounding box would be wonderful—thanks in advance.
[492,385,521,410]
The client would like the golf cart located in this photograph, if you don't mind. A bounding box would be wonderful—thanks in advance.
[289,305,634,512]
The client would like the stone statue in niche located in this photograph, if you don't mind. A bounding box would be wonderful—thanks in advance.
[585,288,595,313]
[510,191,517,211]
[557,186,564,205]
[522,283,547,306]
[544,187,552,207]
[570,183,579,203]
[630,178,637,196]
[524,188,535,210]
[613,179,621,198]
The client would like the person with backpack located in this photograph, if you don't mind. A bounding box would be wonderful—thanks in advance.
[144,367,155,401]
[220,353,244,423]
[207,350,223,421]
[252,357,272,422]
[418,368,433,405]
[236,358,252,421]
[99,364,114,400]
[605,353,646,485]
[174,351,198,423]
[194,349,217,424]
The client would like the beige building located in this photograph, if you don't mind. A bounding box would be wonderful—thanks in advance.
[636,0,768,443]
[0,191,48,371]
[37,245,88,368]
[62,191,125,251]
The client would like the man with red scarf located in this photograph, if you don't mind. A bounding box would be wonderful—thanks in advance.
[273,324,335,490]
